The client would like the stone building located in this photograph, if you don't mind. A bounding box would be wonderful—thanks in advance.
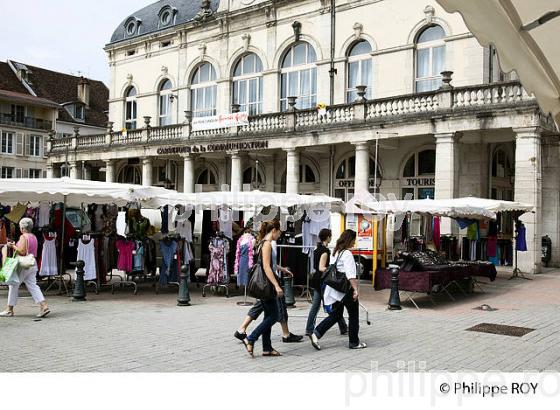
[1,59,108,178]
[47,0,560,272]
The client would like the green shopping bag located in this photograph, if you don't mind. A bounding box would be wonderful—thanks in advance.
[0,256,20,286]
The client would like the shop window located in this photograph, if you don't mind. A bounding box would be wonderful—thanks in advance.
[401,149,436,199]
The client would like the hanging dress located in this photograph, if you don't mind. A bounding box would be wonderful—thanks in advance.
[39,233,58,277]
[208,238,225,284]
[77,239,97,280]
[235,234,254,287]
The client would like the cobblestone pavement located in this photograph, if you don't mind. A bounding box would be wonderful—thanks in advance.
[1,269,559,373]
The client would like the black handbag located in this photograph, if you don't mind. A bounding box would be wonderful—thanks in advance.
[247,242,277,300]
[321,251,351,294]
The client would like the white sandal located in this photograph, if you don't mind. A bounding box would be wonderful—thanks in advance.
[0,310,14,317]
[37,308,51,318]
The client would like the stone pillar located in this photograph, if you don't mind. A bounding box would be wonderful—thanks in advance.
[82,162,91,180]
[514,128,543,273]
[105,159,115,183]
[46,164,54,179]
[542,136,560,266]
[69,161,79,179]
[285,148,300,194]
[354,142,370,196]
[142,157,153,187]
[435,132,459,234]
[230,152,243,192]
[183,154,195,193]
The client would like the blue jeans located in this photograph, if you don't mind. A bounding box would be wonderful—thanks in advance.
[247,298,279,352]
[305,289,348,335]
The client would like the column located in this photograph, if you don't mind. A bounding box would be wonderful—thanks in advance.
[230,152,243,192]
[435,133,459,234]
[542,137,560,266]
[82,162,91,181]
[514,128,543,273]
[285,148,300,194]
[105,159,115,183]
[354,142,370,196]
[183,154,195,193]
[46,164,54,179]
[142,157,153,187]
[69,161,79,179]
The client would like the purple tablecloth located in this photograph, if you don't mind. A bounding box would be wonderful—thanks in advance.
[375,263,497,293]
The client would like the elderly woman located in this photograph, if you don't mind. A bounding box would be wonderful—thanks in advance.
[0,217,50,318]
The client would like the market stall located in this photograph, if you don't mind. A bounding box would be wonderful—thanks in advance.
[0,178,178,294]
[352,196,534,308]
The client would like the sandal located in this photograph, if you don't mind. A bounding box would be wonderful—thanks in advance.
[0,310,14,317]
[37,308,51,318]
[242,338,254,357]
[262,349,282,357]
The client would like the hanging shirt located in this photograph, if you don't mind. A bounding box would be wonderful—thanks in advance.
[77,239,97,280]
[176,220,193,242]
[38,202,51,228]
[39,233,58,277]
[116,239,135,273]
[467,222,479,240]
[219,208,233,239]
[323,250,356,306]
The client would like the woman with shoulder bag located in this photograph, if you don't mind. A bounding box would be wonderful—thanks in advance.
[309,229,366,350]
[0,218,50,318]
[242,219,284,357]
[305,228,348,336]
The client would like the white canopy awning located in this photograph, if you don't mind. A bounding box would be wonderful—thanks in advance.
[148,190,345,212]
[0,178,177,207]
[437,0,560,127]
[354,197,534,220]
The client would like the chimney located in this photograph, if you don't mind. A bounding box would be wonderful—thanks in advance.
[78,76,90,107]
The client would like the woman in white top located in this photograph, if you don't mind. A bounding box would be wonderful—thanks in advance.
[309,229,366,350]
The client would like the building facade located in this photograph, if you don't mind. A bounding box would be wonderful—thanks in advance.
[1,60,108,179]
[47,0,560,272]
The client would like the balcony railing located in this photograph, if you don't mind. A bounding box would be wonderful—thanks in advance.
[49,81,539,155]
[0,114,53,131]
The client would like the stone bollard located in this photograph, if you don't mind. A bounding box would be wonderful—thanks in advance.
[388,264,401,310]
[177,264,191,306]
[72,260,87,301]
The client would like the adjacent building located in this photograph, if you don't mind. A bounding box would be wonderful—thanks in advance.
[46,0,560,272]
[1,59,108,179]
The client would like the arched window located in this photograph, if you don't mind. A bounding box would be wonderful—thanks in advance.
[190,63,217,118]
[415,25,445,92]
[232,53,263,115]
[196,167,217,185]
[334,155,381,201]
[124,86,138,130]
[118,165,141,185]
[158,79,173,126]
[242,166,265,190]
[347,40,373,102]
[401,149,436,199]
[280,42,317,111]
[491,148,514,200]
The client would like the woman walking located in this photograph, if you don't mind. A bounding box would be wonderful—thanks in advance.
[305,228,348,336]
[1,218,50,318]
[309,229,366,350]
[242,219,284,357]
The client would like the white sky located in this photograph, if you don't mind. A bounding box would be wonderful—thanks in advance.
[0,0,155,85]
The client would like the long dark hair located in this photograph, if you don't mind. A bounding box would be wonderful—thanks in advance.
[333,229,357,256]
[257,219,281,243]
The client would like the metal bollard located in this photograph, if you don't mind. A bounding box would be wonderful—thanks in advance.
[177,264,191,306]
[283,276,295,307]
[387,264,401,310]
[72,260,87,301]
